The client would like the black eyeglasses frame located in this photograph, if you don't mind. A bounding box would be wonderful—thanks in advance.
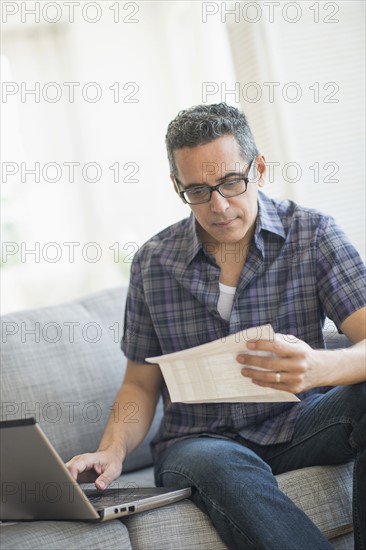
[175,157,257,205]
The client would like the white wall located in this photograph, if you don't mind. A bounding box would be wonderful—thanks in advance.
[1,1,364,313]
[1,2,237,313]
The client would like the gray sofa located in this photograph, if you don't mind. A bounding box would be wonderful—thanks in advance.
[0,286,354,549]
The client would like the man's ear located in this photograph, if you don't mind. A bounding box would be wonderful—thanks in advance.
[255,154,266,188]
[170,175,179,194]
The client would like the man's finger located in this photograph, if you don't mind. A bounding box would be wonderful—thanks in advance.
[245,334,302,355]
[95,464,122,490]
[65,454,97,480]
[95,477,108,490]
[237,353,284,370]
[66,459,89,480]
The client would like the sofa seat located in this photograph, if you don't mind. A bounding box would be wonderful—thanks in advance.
[119,462,354,549]
[0,286,355,549]
[0,520,131,550]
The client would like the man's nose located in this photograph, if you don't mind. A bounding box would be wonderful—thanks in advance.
[209,190,230,213]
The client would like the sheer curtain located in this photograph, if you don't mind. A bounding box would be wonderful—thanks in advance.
[227,1,365,256]
[1,24,91,312]
[1,2,237,313]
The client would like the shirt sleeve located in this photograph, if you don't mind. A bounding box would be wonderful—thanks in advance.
[121,252,162,363]
[316,216,366,329]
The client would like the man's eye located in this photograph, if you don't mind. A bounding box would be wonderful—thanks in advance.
[222,180,241,188]
[188,187,208,197]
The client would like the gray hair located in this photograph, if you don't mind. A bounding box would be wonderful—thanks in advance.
[166,103,259,177]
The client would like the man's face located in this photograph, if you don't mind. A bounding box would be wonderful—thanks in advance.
[172,135,265,248]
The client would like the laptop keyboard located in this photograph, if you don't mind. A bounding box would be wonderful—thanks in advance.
[84,488,160,508]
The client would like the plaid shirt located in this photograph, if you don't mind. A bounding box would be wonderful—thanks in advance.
[121,191,366,462]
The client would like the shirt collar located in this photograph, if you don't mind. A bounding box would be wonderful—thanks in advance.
[185,212,204,264]
[255,191,286,240]
[188,191,286,259]
[168,191,286,269]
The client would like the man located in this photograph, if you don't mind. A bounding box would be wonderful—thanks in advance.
[67,104,366,550]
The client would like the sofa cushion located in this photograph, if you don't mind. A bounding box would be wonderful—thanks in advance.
[329,533,354,549]
[0,520,131,550]
[116,462,353,546]
[276,462,353,540]
[0,287,162,473]
[123,500,228,550]
[115,463,353,548]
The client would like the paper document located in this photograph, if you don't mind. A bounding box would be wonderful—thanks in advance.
[146,325,299,403]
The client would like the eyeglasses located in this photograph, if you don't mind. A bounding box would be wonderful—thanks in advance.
[176,158,256,205]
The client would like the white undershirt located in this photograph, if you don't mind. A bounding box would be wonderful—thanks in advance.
[217,282,236,321]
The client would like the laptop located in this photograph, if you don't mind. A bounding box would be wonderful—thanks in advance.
[0,418,191,522]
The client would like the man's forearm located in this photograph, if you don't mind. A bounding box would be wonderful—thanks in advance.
[96,382,159,462]
[318,338,366,386]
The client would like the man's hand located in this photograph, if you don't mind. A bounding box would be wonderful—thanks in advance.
[237,309,366,392]
[65,360,163,491]
[66,446,125,490]
[237,334,323,394]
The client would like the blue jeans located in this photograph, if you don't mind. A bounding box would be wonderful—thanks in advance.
[154,383,366,550]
